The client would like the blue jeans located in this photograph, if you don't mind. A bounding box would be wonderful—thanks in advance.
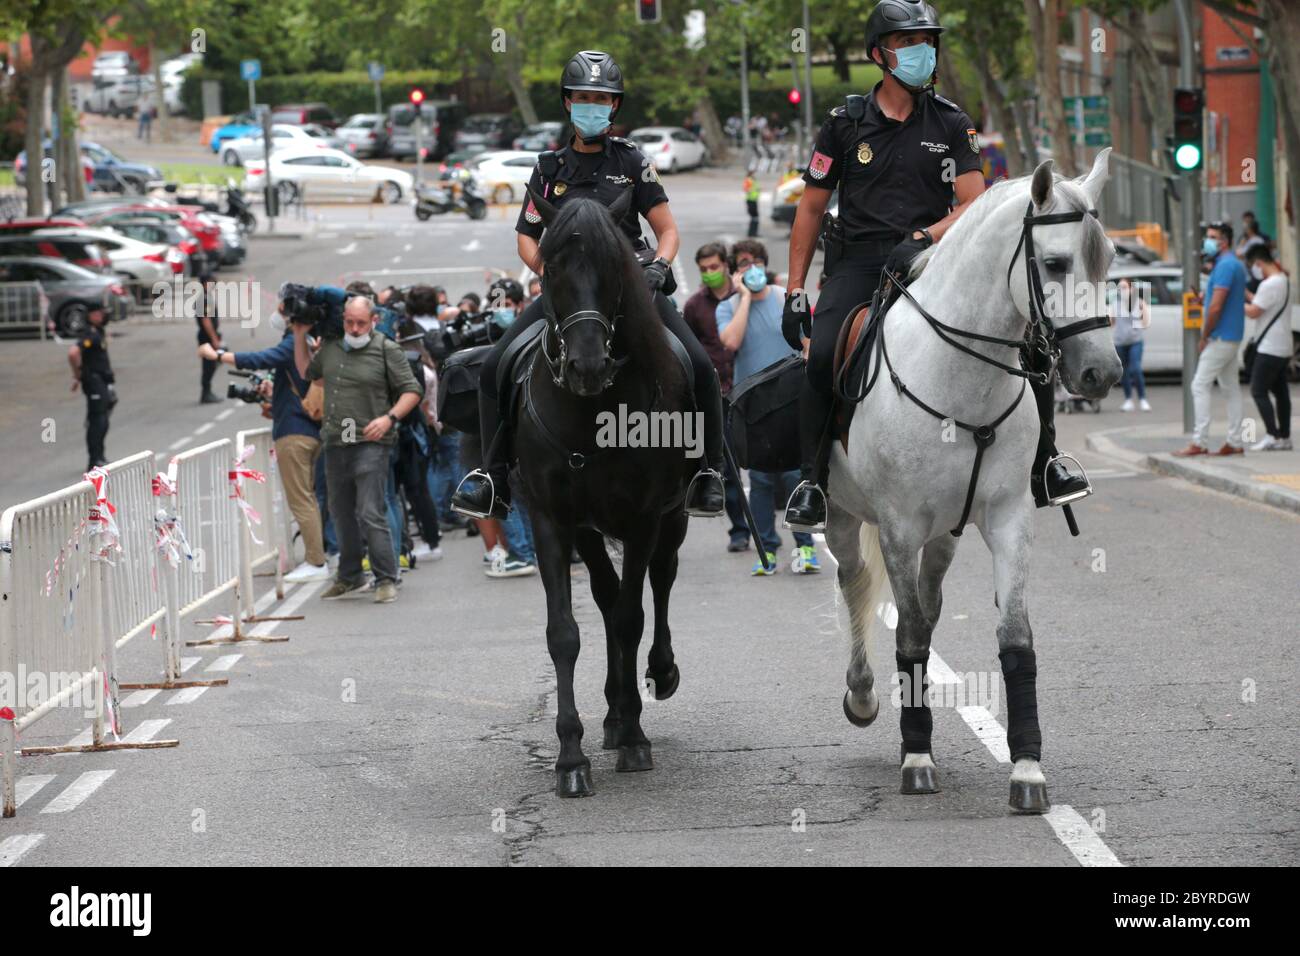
[429,430,461,520]
[1116,340,1146,400]
[315,451,337,555]
[385,444,402,562]
[749,469,812,555]
[502,495,535,564]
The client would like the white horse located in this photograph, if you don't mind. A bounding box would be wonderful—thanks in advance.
[826,149,1122,812]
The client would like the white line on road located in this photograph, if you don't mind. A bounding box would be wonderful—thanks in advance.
[40,771,115,814]
[15,774,55,808]
[180,656,199,672]
[249,580,324,636]
[194,422,214,436]
[166,687,208,705]
[956,705,1012,763]
[391,256,402,263]
[121,689,161,708]
[216,408,235,421]
[403,243,413,252]
[1045,805,1124,867]
[200,583,292,641]
[66,727,93,748]
[121,719,172,744]
[206,654,242,672]
[0,834,45,866]
[336,242,357,255]
[167,435,192,452]
[461,239,481,252]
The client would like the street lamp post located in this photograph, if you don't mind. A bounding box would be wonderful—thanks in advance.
[1174,0,1202,434]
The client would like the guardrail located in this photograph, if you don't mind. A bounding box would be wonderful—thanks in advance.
[0,281,50,340]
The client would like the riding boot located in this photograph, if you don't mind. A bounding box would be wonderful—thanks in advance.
[685,367,726,517]
[1027,354,1091,508]
[783,382,834,531]
[450,392,512,520]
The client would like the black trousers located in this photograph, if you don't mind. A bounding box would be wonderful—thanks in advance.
[477,291,724,471]
[83,374,111,467]
[1250,352,1292,439]
[395,429,441,547]
[201,357,219,394]
[798,251,1060,484]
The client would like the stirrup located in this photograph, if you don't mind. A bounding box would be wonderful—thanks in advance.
[782,481,827,533]
[684,467,725,517]
[451,469,509,520]
[1042,453,1092,507]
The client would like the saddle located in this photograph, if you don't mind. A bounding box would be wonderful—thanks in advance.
[830,279,903,448]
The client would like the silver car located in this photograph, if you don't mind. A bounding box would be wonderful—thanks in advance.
[335,113,388,158]
[32,227,175,301]
[0,257,132,336]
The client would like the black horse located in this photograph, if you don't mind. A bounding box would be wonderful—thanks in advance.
[515,187,694,798]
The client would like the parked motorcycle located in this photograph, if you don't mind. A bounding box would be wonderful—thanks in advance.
[223,184,257,235]
[414,169,487,221]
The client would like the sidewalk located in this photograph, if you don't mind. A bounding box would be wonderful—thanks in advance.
[1088,416,1300,515]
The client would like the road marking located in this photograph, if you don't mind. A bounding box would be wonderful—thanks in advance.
[201,583,292,641]
[121,689,160,708]
[166,687,208,705]
[40,771,115,814]
[66,727,93,747]
[168,435,193,452]
[1045,805,1124,867]
[122,719,172,744]
[248,580,323,636]
[956,705,1012,763]
[194,422,214,436]
[15,774,55,808]
[403,243,413,252]
[180,657,199,672]
[461,239,481,252]
[336,242,357,255]
[206,654,242,672]
[0,834,45,866]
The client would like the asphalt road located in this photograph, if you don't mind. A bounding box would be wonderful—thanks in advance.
[1,169,1296,866]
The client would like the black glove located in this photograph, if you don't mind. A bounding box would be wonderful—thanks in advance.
[643,257,670,293]
[782,289,811,352]
[883,234,931,284]
[105,383,119,408]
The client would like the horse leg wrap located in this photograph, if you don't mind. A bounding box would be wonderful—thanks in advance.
[1000,647,1042,762]
[896,652,933,755]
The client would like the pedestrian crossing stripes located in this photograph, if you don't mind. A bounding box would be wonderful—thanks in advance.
[40,771,116,814]
[0,834,45,867]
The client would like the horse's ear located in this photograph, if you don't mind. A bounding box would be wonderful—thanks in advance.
[526,186,558,227]
[1077,146,1111,206]
[1030,159,1054,209]
[608,185,633,223]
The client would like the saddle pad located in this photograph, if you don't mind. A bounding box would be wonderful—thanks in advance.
[436,344,490,435]
[727,353,804,472]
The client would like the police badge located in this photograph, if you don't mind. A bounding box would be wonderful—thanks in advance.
[553,182,567,196]
[857,142,873,165]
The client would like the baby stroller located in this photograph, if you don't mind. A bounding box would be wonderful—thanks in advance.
[1053,370,1102,414]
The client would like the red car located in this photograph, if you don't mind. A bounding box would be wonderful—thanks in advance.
[83,204,223,257]
[0,218,89,234]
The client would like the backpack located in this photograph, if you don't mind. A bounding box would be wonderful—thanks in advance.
[726,354,804,472]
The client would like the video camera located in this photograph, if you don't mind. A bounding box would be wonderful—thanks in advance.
[278,282,341,339]
[441,310,502,353]
[227,368,272,404]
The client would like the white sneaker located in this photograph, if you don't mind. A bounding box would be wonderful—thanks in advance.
[1250,435,1279,451]
[1274,438,1293,450]
[1120,399,1134,412]
[285,561,331,583]
[483,544,507,566]
[1139,399,1152,412]
[411,543,443,561]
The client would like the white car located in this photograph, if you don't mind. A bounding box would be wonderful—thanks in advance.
[1107,262,1300,374]
[471,150,538,203]
[160,53,201,115]
[244,147,414,204]
[628,126,707,174]
[32,227,177,295]
[220,124,325,166]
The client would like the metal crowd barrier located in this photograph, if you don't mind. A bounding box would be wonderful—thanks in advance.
[0,281,50,339]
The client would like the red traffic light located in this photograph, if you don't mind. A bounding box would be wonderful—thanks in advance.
[409,88,425,105]
[788,88,801,105]
[638,0,661,23]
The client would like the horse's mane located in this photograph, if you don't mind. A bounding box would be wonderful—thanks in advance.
[539,197,680,388]
[911,172,1110,281]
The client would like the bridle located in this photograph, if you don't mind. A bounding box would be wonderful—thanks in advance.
[863,198,1106,536]
[537,238,630,390]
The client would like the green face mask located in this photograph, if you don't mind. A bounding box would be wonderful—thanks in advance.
[700,269,726,289]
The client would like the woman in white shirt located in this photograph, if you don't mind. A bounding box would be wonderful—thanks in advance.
[1110,277,1152,411]
[1243,246,1293,450]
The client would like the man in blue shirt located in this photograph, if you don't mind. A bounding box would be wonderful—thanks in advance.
[199,317,330,582]
[1175,222,1249,456]
[716,239,821,576]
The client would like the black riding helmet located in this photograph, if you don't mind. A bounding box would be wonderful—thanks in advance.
[865,0,944,78]
[560,50,625,119]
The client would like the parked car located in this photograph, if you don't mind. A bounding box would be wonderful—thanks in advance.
[271,103,339,130]
[471,150,538,204]
[436,148,493,179]
[628,126,707,173]
[85,75,157,117]
[0,257,131,336]
[455,113,522,151]
[82,205,228,271]
[160,53,202,115]
[210,112,263,153]
[302,123,345,151]
[335,113,389,158]
[0,234,111,273]
[385,101,466,161]
[0,218,89,234]
[102,218,203,277]
[16,141,161,194]
[513,121,565,152]
[32,227,177,298]
[13,144,94,190]
[244,147,413,204]
[219,123,325,166]
[91,51,139,79]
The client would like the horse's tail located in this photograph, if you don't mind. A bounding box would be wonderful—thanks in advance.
[844,523,893,664]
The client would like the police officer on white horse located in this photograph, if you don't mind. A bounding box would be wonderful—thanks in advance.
[781,0,1093,531]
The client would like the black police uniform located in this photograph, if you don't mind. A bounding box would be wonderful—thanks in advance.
[798,85,981,481]
[79,326,115,468]
[475,135,723,476]
[197,298,221,398]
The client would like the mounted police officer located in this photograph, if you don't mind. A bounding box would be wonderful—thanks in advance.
[452,50,726,521]
[781,0,1093,530]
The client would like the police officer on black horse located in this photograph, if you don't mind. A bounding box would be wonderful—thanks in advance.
[452,49,727,522]
[781,0,1093,531]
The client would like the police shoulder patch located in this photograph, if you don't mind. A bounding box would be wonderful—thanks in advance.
[967,128,980,154]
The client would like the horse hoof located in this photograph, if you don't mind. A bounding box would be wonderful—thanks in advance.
[900,753,940,795]
[601,723,621,750]
[555,765,594,798]
[842,689,879,727]
[616,742,653,773]
[1009,780,1050,814]
[645,664,680,700]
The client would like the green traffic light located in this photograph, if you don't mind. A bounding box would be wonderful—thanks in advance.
[1174,142,1202,170]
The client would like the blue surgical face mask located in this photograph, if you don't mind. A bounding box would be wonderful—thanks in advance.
[492,308,516,328]
[1202,237,1220,257]
[570,102,613,139]
[742,265,768,293]
[888,42,937,89]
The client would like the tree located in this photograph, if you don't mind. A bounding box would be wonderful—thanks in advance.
[1023,0,1079,175]
[1081,0,1171,165]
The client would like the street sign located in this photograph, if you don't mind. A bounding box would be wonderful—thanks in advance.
[368,62,384,82]
[1063,95,1109,111]
[240,59,261,82]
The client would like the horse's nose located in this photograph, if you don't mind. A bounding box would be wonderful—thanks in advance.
[567,355,612,393]
[1081,366,1103,392]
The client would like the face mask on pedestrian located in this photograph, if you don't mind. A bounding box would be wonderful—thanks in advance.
[1250,264,1264,281]
[570,102,613,139]
[742,264,768,293]
[1202,237,1220,257]
[269,311,286,333]
[492,308,516,328]
[342,331,371,350]
[887,42,936,89]
[700,269,726,289]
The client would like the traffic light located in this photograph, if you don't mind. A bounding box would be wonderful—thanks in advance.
[1172,87,1203,172]
[788,88,801,106]
[637,0,660,24]
[409,87,425,117]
